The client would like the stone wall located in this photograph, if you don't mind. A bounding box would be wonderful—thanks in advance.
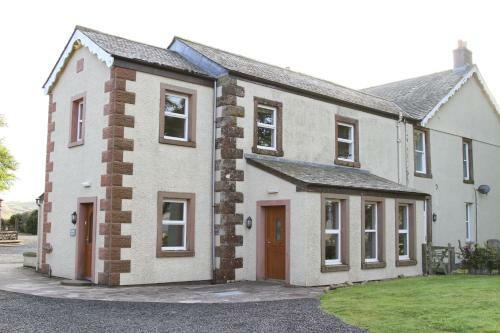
[0,231,18,241]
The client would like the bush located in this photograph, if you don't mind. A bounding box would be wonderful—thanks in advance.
[460,243,498,274]
[24,210,38,235]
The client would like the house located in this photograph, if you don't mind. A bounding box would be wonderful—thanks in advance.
[38,26,500,286]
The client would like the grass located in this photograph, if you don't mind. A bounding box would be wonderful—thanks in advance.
[321,275,500,333]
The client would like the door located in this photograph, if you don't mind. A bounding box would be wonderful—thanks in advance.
[265,206,286,280]
[77,202,94,280]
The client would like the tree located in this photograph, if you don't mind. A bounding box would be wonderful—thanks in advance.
[24,210,38,235]
[0,115,17,191]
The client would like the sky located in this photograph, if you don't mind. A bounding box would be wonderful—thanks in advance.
[0,0,498,202]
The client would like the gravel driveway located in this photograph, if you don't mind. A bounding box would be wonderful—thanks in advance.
[0,290,365,333]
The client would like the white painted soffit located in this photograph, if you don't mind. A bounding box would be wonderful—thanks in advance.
[42,29,114,94]
[421,65,500,126]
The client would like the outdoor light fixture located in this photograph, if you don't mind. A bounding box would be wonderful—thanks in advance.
[477,184,491,195]
[71,211,77,225]
[245,216,253,229]
[432,213,437,222]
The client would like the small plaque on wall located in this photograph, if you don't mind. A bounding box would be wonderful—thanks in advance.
[69,228,76,237]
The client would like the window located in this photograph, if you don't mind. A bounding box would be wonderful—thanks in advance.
[69,93,86,147]
[157,192,195,257]
[159,84,197,147]
[414,127,431,177]
[253,97,283,156]
[396,200,417,266]
[361,197,385,269]
[462,138,474,183]
[398,205,410,260]
[465,203,473,242]
[325,200,341,265]
[321,194,349,272]
[256,105,276,150]
[335,115,360,168]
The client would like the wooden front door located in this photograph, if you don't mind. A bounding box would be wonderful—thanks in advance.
[265,206,286,280]
[78,202,94,280]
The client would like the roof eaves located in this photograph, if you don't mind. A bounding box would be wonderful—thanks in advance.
[43,27,114,94]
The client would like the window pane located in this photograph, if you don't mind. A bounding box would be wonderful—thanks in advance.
[338,124,352,140]
[398,206,408,229]
[275,220,282,241]
[415,152,425,172]
[325,200,340,230]
[415,132,424,151]
[257,127,274,147]
[162,202,184,220]
[365,204,376,230]
[399,233,408,256]
[165,95,187,115]
[257,107,274,125]
[162,224,184,247]
[164,116,186,139]
[338,142,353,160]
[325,233,339,261]
[365,232,377,259]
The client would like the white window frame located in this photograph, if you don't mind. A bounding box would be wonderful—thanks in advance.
[398,204,410,260]
[463,142,470,180]
[415,130,427,174]
[337,123,355,162]
[76,100,84,142]
[256,105,277,151]
[325,200,342,265]
[161,199,187,251]
[364,203,378,263]
[164,93,189,142]
[465,203,473,242]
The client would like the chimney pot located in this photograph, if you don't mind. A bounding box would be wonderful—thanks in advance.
[453,40,472,69]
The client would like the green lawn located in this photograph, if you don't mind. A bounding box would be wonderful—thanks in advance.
[321,275,500,333]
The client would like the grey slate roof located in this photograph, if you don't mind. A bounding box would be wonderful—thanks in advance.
[246,154,426,196]
[174,37,404,118]
[76,26,211,77]
[361,66,472,120]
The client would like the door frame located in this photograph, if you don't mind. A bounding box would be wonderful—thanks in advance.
[75,196,97,282]
[256,200,290,284]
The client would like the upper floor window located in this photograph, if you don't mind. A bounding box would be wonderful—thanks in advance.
[361,197,385,269]
[334,115,360,168]
[159,84,197,148]
[414,128,431,178]
[462,138,474,183]
[157,191,195,257]
[69,93,86,147]
[321,194,349,272]
[252,97,283,156]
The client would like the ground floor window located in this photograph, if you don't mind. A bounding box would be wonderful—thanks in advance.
[321,194,349,272]
[361,197,385,269]
[396,199,417,266]
[157,192,195,257]
[465,203,473,242]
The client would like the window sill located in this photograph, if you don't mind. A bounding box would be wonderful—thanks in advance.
[414,171,432,179]
[68,141,84,148]
[361,261,386,270]
[396,259,417,267]
[157,250,194,258]
[334,158,360,168]
[321,264,350,273]
[159,137,196,148]
[252,146,284,157]
[463,179,474,185]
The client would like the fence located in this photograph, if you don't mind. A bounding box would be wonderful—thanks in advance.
[422,243,455,275]
[0,230,18,241]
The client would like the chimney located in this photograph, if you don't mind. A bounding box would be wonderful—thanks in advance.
[453,40,473,69]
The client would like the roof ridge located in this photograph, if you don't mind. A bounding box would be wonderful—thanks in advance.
[174,36,400,107]
[361,67,469,91]
[77,25,176,55]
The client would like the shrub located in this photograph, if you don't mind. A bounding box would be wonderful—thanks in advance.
[460,243,498,274]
